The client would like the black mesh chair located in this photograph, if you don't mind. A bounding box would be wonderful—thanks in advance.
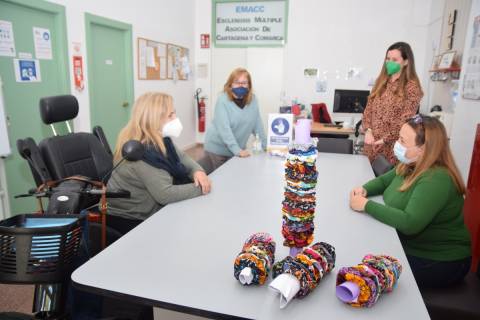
[316,137,353,154]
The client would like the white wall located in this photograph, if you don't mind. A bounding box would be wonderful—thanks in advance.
[48,0,197,149]
[428,0,472,115]
[450,0,480,180]
[196,0,434,137]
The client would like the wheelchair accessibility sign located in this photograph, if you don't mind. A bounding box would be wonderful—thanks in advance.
[267,113,293,154]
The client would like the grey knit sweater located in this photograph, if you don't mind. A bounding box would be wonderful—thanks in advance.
[106,144,204,220]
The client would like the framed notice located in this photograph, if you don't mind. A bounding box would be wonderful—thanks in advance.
[137,37,167,80]
[438,51,456,69]
[167,44,190,80]
[213,0,289,47]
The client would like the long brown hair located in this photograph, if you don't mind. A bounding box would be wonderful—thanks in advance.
[113,92,173,163]
[370,42,423,99]
[224,67,253,105]
[397,115,465,194]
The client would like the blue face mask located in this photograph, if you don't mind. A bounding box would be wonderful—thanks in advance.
[394,141,417,164]
[232,87,249,99]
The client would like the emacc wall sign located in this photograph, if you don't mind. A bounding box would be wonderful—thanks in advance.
[213,0,289,47]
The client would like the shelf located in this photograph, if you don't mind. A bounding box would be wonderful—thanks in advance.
[429,67,461,73]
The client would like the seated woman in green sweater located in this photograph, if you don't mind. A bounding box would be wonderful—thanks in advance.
[199,67,267,174]
[107,92,211,234]
[350,114,471,288]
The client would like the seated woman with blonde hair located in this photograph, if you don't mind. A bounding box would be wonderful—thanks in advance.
[350,115,471,288]
[107,92,211,234]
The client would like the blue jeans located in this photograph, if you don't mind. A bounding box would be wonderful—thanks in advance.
[406,254,471,288]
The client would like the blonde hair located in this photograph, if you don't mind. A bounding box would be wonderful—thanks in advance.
[224,67,253,105]
[113,92,173,163]
[397,115,465,194]
[370,42,423,100]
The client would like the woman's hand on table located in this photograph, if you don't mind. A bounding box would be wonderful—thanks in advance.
[349,190,368,212]
[193,170,211,194]
[351,186,367,197]
[238,150,251,158]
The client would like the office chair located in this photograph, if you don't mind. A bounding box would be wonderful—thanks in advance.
[316,137,353,154]
[420,124,480,320]
[371,155,394,177]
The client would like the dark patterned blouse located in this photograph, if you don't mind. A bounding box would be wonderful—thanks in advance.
[363,79,423,164]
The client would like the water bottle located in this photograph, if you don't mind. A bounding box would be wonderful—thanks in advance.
[253,134,262,154]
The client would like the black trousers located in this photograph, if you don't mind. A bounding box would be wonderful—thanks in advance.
[107,214,144,235]
[407,254,472,288]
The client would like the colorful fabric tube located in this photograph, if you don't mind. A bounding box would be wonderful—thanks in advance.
[234,232,276,285]
[272,241,336,298]
[336,254,403,307]
[282,143,318,250]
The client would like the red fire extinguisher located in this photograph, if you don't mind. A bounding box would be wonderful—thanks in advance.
[195,88,206,133]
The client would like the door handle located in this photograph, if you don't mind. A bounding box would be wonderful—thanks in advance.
[122,101,129,108]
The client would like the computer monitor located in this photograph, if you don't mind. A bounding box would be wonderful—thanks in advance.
[333,89,370,113]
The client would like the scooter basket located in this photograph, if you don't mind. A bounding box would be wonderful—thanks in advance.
[0,214,84,284]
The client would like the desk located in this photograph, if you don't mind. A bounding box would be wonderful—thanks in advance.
[310,122,355,135]
[72,154,429,320]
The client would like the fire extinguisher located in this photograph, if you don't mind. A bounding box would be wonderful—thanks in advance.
[195,88,206,133]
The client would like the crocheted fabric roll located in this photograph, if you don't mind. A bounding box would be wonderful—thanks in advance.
[272,241,335,298]
[336,254,403,307]
[234,232,276,285]
[282,143,318,250]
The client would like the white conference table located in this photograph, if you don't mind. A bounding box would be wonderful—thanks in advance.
[72,153,430,320]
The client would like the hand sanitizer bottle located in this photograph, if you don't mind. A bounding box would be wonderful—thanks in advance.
[253,134,262,154]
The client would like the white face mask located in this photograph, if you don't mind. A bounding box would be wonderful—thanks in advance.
[394,141,418,164]
[162,118,183,138]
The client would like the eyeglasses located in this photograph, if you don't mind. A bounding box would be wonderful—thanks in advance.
[233,81,249,86]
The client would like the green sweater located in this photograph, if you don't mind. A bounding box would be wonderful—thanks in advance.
[106,144,203,220]
[363,167,471,261]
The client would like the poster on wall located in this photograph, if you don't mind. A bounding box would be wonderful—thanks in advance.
[462,15,480,100]
[13,59,41,82]
[33,27,52,60]
[0,20,16,57]
[213,0,288,47]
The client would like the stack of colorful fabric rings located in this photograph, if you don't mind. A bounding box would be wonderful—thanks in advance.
[336,254,403,307]
[272,242,335,298]
[282,143,318,255]
[234,232,276,285]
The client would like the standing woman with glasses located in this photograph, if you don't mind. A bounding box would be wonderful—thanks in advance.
[199,67,267,174]
[362,42,424,164]
[349,115,471,288]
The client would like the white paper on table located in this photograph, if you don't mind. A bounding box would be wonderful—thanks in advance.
[269,273,300,309]
[0,20,16,57]
[33,27,52,60]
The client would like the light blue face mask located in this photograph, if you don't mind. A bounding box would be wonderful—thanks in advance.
[394,141,417,164]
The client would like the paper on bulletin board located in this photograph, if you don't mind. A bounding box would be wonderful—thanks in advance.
[33,27,52,60]
[0,20,16,57]
[14,59,41,82]
[267,113,293,155]
[137,37,167,80]
[167,44,190,80]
